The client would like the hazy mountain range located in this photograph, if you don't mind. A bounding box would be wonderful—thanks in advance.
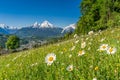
[0,20,76,39]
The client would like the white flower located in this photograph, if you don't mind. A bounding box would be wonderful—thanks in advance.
[69,54,72,58]
[117,41,119,43]
[6,64,10,67]
[74,34,78,38]
[45,53,56,65]
[78,50,85,56]
[99,44,108,51]
[75,40,79,44]
[66,65,73,71]
[93,77,97,80]
[61,51,63,54]
[12,54,22,61]
[88,47,91,50]
[90,39,93,41]
[111,30,114,33]
[71,46,75,51]
[88,42,92,45]
[99,30,101,32]
[88,31,94,35]
[107,47,117,54]
[61,63,65,65]
[100,38,106,42]
[31,62,38,67]
[57,44,60,46]
[86,37,89,40]
[81,42,86,48]
[95,33,98,36]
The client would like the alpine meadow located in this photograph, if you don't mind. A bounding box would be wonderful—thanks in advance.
[0,0,120,80]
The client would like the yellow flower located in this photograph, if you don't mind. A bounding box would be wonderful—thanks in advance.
[94,66,99,71]
[63,48,67,52]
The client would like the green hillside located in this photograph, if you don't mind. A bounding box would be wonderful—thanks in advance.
[0,27,120,80]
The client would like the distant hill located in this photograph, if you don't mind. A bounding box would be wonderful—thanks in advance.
[15,21,63,40]
[15,27,63,39]
[0,34,8,48]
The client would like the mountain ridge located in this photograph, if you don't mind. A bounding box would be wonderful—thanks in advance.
[0,21,76,39]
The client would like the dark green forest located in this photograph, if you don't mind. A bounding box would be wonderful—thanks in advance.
[76,0,120,34]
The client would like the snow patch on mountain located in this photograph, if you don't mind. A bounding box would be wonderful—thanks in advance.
[0,24,19,30]
[32,22,41,28]
[61,24,76,33]
[31,21,54,28]
[0,24,9,29]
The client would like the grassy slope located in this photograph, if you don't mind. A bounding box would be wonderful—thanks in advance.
[0,28,120,80]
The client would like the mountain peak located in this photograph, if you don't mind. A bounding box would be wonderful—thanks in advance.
[33,21,40,28]
[0,24,19,30]
[0,24,9,29]
[40,20,54,28]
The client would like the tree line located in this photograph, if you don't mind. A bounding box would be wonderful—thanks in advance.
[75,0,120,35]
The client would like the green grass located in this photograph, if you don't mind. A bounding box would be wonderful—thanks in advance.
[0,28,120,80]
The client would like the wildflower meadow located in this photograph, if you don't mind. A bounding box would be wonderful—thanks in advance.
[0,28,120,80]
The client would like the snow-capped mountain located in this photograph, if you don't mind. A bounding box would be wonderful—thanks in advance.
[0,21,76,40]
[32,22,41,28]
[31,21,54,28]
[0,24,9,29]
[15,20,63,39]
[0,24,18,34]
[40,20,54,28]
[0,24,19,30]
[61,24,76,33]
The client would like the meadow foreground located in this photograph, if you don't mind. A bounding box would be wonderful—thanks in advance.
[0,28,120,80]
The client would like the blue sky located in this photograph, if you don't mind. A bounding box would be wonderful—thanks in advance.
[0,0,81,28]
